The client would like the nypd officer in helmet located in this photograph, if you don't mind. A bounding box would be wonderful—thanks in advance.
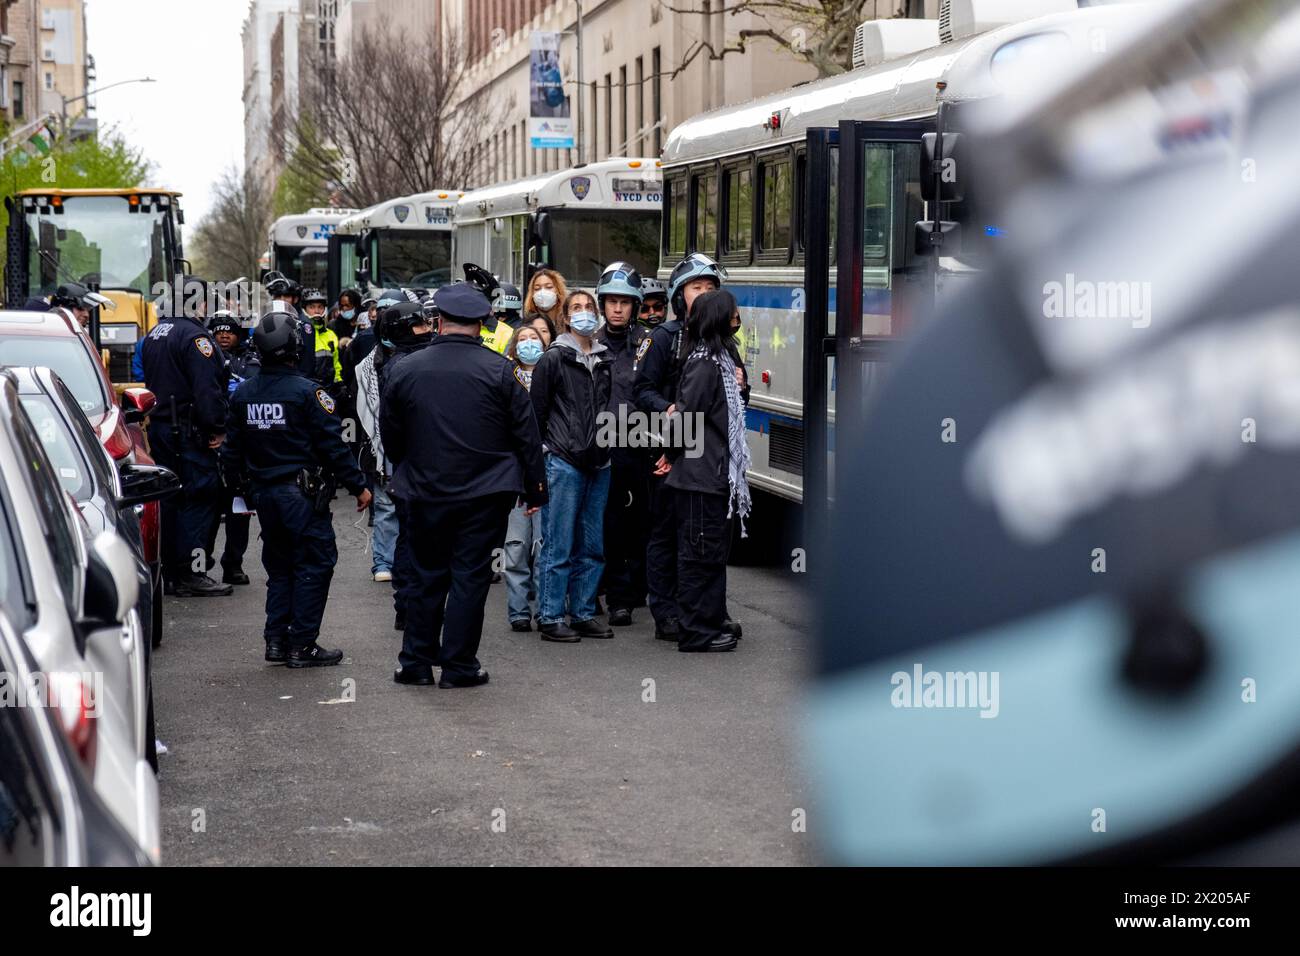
[381,283,547,688]
[141,274,232,597]
[222,311,373,667]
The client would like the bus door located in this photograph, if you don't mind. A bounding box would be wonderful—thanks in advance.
[802,120,930,556]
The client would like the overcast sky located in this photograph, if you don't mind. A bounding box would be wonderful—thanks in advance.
[85,0,248,225]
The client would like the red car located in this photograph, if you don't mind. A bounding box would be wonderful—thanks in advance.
[0,309,165,643]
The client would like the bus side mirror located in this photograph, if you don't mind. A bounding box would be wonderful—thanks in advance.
[914,220,961,256]
[357,257,371,288]
[534,211,551,246]
[920,132,965,205]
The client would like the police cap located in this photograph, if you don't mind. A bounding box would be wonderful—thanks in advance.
[434,284,491,323]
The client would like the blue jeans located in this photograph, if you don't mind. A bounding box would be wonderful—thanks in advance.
[371,482,398,574]
[536,455,610,625]
[504,501,542,622]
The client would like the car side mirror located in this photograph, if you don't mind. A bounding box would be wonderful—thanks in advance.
[80,532,139,631]
[117,463,181,508]
[121,387,156,424]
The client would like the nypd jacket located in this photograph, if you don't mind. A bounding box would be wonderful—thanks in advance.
[140,314,228,437]
[220,363,368,495]
[222,340,261,397]
[380,334,547,507]
[530,334,613,473]
[632,318,684,415]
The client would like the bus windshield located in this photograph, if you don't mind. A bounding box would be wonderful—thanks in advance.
[24,195,170,295]
[274,245,329,291]
[548,210,660,287]
[376,230,453,288]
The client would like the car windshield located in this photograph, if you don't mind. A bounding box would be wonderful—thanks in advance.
[18,394,92,501]
[548,210,660,287]
[376,231,453,287]
[0,336,108,418]
[24,195,170,293]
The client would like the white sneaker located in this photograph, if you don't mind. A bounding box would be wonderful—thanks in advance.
[373,570,393,582]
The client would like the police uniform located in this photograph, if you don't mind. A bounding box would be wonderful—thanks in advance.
[380,284,547,687]
[632,315,687,634]
[221,356,369,661]
[205,324,261,581]
[140,294,230,595]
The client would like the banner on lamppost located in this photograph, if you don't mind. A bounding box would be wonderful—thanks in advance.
[528,31,574,149]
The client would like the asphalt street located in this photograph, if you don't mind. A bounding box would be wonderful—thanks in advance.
[153,505,816,865]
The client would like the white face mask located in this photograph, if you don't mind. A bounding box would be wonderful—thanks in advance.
[533,288,558,311]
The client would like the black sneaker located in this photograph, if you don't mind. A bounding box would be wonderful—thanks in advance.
[571,618,613,639]
[265,642,288,663]
[608,608,633,627]
[510,618,532,633]
[654,617,682,641]
[223,568,251,586]
[285,643,344,668]
[539,622,580,643]
[172,573,233,597]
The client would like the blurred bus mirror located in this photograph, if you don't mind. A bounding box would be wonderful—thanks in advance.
[921,131,966,204]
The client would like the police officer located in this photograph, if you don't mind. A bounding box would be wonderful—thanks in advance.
[596,262,651,627]
[264,271,316,380]
[380,284,547,688]
[204,311,260,584]
[463,263,515,354]
[639,277,669,328]
[302,287,344,392]
[634,253,727,640]
[141,274,232,597]
[374,299,435,631]
[221,311,373,666]
[50,281,113,331]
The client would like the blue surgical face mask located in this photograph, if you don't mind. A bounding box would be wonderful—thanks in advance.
[516,339,544,365]
[342,309,355,320]
[570,311,599,336]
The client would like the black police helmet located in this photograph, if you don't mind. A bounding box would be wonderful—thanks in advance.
[252,310,302,364]
[462,262,500,299]
[52,281,114,313]
[379,301,428,346]
[302,287,328,306]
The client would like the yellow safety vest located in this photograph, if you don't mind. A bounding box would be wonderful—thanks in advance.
[480,320,513,355]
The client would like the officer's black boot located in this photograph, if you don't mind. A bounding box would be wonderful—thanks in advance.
[285,642,344,668]
[654,617,682,641]
[265,641,288,663]
[172,572,234,597]
[609,608,633,627]
[223,566,251,586]
[722,618,743,640]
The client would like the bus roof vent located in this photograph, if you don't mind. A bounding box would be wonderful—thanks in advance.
[852,19,941,70]
[940,0,1078,44]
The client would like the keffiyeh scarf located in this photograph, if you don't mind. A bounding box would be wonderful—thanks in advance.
[692,344,753,536]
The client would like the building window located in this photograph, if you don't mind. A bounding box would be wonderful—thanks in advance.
[588,80,598,163]
[619,65,627,157]
[651,47,663,156]
[44,72,54,92]
[604,73,612,158]
[13,80,23,119]
[635,56,645,156]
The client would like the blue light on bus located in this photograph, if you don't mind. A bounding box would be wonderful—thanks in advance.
[984,225,1007,238]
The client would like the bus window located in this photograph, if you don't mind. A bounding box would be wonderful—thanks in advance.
[375,230,454,288]
[723,163,753,263]
[488,217,512,283]
[758,153,793,258]
[692,169,718,256]
[549,209,660,287]
[665,173,688,258]
[862,146,892,265]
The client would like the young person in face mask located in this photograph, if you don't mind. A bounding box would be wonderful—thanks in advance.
[331,288,362,340]
[595,262,652,627]
[524,269,568,335]
[655,289,749,653]
[530,290,614,642]
[502,325,547,631]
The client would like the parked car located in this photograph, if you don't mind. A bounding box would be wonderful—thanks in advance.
[0,309,165,645]
[9,365,180,770]
[0,370,166,861]
[0,610,151,866]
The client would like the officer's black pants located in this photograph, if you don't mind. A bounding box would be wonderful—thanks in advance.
[602,459,649,610]
[644,472,680,627]
[392,497,411,616]
[399,492,514,679]
[253,484,338,648]
[205,493,251,573]
[148,422,221,580]
[674,488,732,651]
